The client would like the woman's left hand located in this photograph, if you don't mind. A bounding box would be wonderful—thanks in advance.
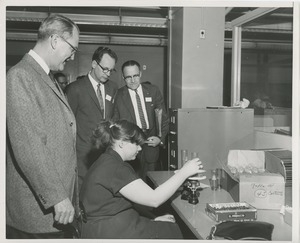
[153,214,176,223]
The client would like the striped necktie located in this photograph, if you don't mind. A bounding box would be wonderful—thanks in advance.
[97,83,105,118]
[134,89,147,130]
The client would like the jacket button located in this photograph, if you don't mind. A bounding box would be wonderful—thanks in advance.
[70,122,73,126]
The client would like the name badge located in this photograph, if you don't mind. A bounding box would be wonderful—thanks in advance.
[145,97,152,102]
[106,94,112,101]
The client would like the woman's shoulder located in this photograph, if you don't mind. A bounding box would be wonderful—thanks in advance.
[95,151,117,166]
[91,149,122,169]
[115,162,138,182]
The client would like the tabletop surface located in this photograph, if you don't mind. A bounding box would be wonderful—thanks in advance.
[147,170,292,241]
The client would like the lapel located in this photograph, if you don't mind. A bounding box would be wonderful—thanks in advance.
[122,87,137,123]
[141,84,152,117]
[104,83,114,118]
[141,84,154,128]
[24,54,72,112]
[85,76,102,112]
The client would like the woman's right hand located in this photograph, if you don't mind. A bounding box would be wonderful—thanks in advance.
[179,158,205,178]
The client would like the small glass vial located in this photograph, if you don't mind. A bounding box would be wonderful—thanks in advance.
[210,170,218,190]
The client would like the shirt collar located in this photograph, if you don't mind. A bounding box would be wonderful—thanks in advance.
[88,72,102,87]
[128,84,142,94]
[28,49,50,74]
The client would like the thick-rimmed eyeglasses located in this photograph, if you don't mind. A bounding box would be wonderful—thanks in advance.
[95,60,116,74]
[57,35,78,54]
[124,74,140,82]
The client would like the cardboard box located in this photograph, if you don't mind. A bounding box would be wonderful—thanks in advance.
[239,173,284,210]
[221,150,286,210]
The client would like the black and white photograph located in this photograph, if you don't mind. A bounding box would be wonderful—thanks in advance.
[2,0,299,242]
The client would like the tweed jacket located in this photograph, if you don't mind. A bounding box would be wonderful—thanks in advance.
[6,54,77,233]
[112,82,169,144]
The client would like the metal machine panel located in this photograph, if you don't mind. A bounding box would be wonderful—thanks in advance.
[169,108,254,170]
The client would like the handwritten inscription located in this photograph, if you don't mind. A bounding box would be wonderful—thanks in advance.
[268,190,283,196]
[250,183,283,198]
[251,183,276,189]
[255,189,267,198]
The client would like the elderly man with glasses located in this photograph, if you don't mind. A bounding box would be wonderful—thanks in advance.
[65,47,118,190]
[6,14,79,239]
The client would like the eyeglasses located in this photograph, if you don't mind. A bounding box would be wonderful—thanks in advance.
[95,60,116,74]
[58,35,78,54]
[124,74,140,82]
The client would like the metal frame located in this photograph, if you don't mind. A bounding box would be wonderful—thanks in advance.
[6,10,168,46]
[6,10,167,27]
[227,8,279,105]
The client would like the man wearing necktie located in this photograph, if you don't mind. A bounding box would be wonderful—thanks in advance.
[6,14,79,238]
[66,47,118,190]
[113,60,169,181]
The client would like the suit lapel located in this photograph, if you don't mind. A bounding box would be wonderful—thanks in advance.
[122,88,137,123]
[141,84,154,128]
[24,54,72,111]
[44,72,72,111]
[104,83,113,118]
[85,77,102,112]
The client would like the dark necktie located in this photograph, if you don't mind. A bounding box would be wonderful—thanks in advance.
[97,83,105,118]
[134,89,147,130]
[49,71,61,94]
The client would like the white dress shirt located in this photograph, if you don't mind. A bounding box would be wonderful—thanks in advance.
[88,73,105,112]
[128,85,149,129]
[29,50,50,75]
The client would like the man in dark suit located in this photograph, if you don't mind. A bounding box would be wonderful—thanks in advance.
[113,60,169,181]
[66,47,118,189]
[6,15,79,238]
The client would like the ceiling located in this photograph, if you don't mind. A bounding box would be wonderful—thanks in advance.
[6,6,293,47]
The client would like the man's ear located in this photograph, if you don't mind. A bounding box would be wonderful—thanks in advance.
[139,71,142,78]
[91,60,97,69]
[50,34,58,50]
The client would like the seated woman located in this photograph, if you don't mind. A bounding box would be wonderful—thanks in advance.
[79,119,204,239]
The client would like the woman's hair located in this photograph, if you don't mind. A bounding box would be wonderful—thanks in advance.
[92,119,146,150]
